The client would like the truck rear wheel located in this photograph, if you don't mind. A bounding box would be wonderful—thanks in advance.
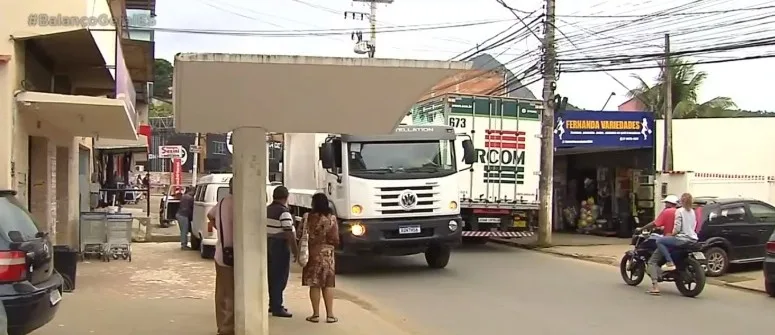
[425,245,451,269]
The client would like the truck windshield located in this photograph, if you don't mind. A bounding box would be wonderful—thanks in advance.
[347,140,455,178]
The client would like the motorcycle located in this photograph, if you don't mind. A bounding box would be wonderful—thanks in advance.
[619,229,708,297]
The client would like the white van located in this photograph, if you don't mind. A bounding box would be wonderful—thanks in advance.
[191,173,283,258]
[191,174,233,258]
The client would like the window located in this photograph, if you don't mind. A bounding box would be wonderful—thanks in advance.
[195,185,206,202]
[708,205,747,224]
[747,203,775,223]
[0,195,40,241]
[213,141,228,155]
[216,187,230,202]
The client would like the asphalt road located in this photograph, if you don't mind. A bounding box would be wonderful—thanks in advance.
[337,243,775,335]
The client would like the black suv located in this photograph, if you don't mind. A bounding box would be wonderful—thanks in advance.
[0,190,63,334]
[694,197,775,277]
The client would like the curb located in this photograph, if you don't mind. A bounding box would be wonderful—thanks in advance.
[490,238,766,294]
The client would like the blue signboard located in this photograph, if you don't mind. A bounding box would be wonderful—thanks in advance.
[554,111,654,148]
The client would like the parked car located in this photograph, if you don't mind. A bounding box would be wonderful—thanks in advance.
[0,190,63,334]
[191,174,232,259]
[693,197,775,277]
[764,231,775,297]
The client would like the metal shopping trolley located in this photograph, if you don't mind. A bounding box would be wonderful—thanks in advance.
[105,213,133,262]
[79,212,108,261]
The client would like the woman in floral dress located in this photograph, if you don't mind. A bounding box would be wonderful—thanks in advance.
[299,193,340,323]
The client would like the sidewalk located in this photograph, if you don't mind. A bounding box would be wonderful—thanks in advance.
[492,234,767,294]
[32,243,420,335]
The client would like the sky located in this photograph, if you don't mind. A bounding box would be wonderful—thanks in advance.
[150,0,775,112]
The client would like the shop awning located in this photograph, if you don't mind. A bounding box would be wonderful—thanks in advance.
[12,29,114,94]
[16,92,138,140]
[173,54,472,135]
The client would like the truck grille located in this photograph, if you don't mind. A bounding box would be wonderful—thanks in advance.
[375,185,440,215]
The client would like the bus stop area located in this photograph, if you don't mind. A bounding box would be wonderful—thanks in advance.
[31,243,420,335]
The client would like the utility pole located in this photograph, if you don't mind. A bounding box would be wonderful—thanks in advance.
[662,33,673,171]
[192,133,200,186]
[537,0,556,246]
[348,0,393,57]
[368,1,377,58]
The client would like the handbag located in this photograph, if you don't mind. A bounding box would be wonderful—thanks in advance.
[218,200,234,266]
[298,214,310,267]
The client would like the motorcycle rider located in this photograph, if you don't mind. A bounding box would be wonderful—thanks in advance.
[636,195,679,295]
[655,193,699,270]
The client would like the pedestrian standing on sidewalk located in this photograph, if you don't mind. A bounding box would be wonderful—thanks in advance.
[300,193,340,324]
[176,188,195,250]
[208,178,234,335]
[266,186,298,318]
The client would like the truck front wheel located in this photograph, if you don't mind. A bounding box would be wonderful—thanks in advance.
[425,245,451,269]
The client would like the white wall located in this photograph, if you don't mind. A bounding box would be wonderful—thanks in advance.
[656,118,775,175]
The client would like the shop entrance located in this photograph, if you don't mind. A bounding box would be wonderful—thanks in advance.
[552,110,657,238]
[554,148,655,237]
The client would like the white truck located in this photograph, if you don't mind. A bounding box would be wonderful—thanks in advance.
[411,94,543,243]
[281,125,476,270]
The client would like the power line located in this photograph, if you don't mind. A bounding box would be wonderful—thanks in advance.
[136,19,514,37]
[558,4,775,18]
[561,53,775,72]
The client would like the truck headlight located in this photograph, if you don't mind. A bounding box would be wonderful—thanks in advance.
[448,220,459,232]
[449,201,458,210]
[350,222,366,236]
[351,205,363,215]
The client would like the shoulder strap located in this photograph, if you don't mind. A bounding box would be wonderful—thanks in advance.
[217,200,226,248]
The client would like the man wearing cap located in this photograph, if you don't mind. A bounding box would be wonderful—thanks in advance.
[637,195,680,294]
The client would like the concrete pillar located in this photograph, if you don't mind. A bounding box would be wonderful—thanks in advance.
[29,136,56,239]
[55,146,69,245]
[232,127,268,335]
[68,141,81,247]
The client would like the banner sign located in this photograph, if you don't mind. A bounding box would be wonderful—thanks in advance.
[554,111,655,148]
[171,158,182,185]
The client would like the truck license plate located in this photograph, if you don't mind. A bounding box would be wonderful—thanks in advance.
[49,290,62,306]
[692,252,706,260]
[398,226,421,234]
[478,217,501,223]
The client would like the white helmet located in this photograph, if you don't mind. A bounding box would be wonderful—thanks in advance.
[662,195,679,205]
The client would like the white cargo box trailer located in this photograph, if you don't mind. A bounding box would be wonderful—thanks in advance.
[412,93,543,241]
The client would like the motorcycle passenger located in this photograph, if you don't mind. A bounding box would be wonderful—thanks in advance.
[655,193,699,271]
[638,195,679,295]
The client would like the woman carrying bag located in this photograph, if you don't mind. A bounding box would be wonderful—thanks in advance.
[297,193,340,324]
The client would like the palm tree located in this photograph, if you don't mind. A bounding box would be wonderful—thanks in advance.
[627,58,737,118]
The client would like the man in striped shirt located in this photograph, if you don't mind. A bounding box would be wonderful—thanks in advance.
[266,186,298,318]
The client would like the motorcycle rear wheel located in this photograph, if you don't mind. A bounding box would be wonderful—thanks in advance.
[620,254,645,286]
[675,258,706,297]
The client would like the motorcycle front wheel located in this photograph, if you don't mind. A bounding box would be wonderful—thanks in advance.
[675,258,706,297]
[619,254,645,286]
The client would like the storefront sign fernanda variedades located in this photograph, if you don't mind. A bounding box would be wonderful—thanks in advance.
[553,111,655,148]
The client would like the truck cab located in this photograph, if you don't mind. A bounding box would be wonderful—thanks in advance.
[286,125,475,269]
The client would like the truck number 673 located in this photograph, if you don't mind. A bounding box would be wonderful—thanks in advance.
[449,117,466,128]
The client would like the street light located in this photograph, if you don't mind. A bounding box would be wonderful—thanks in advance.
[600,92,616,111]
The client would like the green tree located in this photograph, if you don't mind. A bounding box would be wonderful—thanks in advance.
[149,102,172,117]
[153,58,173,99]
[627,58,737,118]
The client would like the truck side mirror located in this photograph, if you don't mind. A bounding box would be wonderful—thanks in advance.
[461,139,476,165]
[319,143,337,169]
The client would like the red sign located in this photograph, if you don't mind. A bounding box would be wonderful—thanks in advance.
[484,129,526,149]
[171,158,182,185]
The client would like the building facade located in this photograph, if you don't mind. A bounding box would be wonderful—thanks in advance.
[0,0,155,246]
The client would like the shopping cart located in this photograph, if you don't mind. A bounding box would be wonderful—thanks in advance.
[105,213,133,262]
[79,212,108,261]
